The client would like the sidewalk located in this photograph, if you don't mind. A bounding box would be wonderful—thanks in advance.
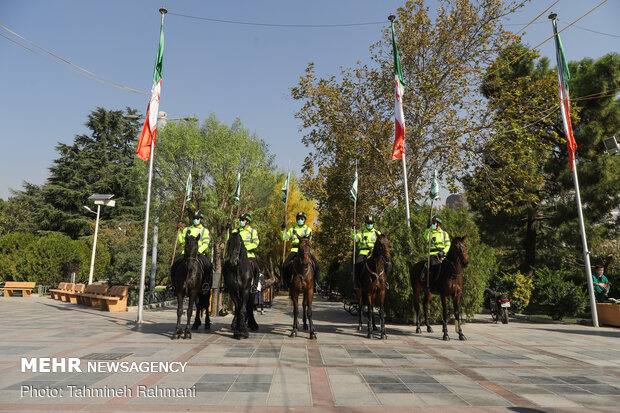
[0,294,619,412]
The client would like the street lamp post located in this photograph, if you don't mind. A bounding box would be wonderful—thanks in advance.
[85,194,115,285]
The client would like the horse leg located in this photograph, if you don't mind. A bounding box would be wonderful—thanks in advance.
[441,295,450,341]
[423,292,433,333]
[380,291,387,340]
[290,291,298,338]
[239,291,250,339]
[192,299,202,330]
[413,284,422,334]
[454,294,466,341]
[172,293,184,339]
[248,293,259,332]
[307,290,316,340]
[184,294,194,339]
[366,293,373,339]
[204,291,211,330]
[302,291,308,331]
[357,287,363,331]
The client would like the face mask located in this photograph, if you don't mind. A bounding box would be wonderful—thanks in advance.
[297,219,304,226]
[366,224,373,230]
[431,224,437,230]
[193,219,200,226]
[240,220,246,228]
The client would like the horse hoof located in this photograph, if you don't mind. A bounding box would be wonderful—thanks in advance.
[415,327,422,334]
[443,334,450,341]
[289,331,297,338]
[366,333,372,339]
[309,333,317,340]
[381,333,387,340]
[459,334,467,341]
[205,323,211,330]
[183,331,192,339]
[171,334,180,340]
[427,326,433,333]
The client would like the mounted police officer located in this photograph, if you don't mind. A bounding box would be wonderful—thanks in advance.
[281,211,321,291]
[423,215,451,284]
[231,213,262,293]
[171,210,213,294]
[352,215,383,290]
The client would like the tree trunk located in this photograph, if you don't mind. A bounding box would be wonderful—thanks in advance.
[523,214,537,274]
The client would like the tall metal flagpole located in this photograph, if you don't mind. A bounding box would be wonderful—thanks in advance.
[137,7,166,324]
[549,13,598,327]
[281,171,290,280]
[351,161,358,286]
[402,157,411,228]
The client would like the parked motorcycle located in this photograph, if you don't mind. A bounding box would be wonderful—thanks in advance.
[485,288,511,324]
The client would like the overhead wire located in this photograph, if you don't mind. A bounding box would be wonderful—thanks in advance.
[0,24,148,95]
[166,12,385,27]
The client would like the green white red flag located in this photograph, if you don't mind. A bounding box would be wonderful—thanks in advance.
[551,18,577,170]
[390,21,406,160]
[136,20,164,161]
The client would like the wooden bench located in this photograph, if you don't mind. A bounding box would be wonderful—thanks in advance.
[596,302,620,327]
[49,282,71,300]
[63,284,85,303]
[77,284,109,308]
[100,286,130,312]
[0,281,36,297]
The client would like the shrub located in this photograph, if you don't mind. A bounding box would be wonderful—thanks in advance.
[496,271,534,313]
[531,266,588,320]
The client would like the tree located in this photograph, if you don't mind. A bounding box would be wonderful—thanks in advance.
[8,107,145,239]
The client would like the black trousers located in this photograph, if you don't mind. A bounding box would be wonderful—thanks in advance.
[248,256,260,282]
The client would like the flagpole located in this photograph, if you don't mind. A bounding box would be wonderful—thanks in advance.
[171,162,192,267]
[281,171,290,282]
[402,157,411,227]
[549,13,598,327]
[351,161,358,286]
[137,7,166,324]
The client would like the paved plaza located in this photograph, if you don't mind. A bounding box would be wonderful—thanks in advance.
[0,294,619,412]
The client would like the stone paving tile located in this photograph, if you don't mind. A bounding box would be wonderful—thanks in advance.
[417,393,469,406]
[334,392,380,406]
[407,383,451,393]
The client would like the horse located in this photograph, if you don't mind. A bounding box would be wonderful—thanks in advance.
[287,236,316,339]
[191,257,213,332]
[171,233,203,339]
[223,231,258,339]
[357,234,390,339]
[409,236,469,341]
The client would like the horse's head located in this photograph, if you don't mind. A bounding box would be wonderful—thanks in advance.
[226,231,243,266]
[297,236,311,264]
[450,236,468,268]
[374,234,390,259]
[184,234,199,259]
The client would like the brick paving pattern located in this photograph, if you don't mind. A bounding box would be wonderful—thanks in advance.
[0,294,619,412]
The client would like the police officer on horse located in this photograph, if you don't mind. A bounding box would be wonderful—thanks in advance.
[281,211,321,291]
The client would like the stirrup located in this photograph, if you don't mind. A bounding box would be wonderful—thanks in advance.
[250,284,258,294]
[201,283,210,294]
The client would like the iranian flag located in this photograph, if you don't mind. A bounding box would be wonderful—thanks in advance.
[136,21,164,161]
[390,21,406,160]
[551,18,577,170]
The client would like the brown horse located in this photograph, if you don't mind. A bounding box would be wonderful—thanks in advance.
[288,236,316,339]
[409,236,468,341]
[357,234,390,339]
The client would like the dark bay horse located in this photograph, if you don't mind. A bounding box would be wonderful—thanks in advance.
[191,258,213,332]
[288,236,316,339]
[223,231,258,339]
[409,236,468,341]
[171,234,202,339]
[357,234,390,339]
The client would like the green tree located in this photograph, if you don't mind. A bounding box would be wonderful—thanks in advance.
[18,107,145,239]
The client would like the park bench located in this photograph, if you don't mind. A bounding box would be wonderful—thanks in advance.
[76,284,109,308]
[100,286,129,312]
[63,283,85,303]
[596,302,620,327]
[0,281,36,297]
[49,282,72,300]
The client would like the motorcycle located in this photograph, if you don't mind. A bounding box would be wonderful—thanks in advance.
[485,288,511,324]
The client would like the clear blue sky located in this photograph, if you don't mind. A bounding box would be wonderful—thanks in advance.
[1,0,618,200]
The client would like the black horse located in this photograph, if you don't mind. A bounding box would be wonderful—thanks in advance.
[409,236,469,341]
[288,236,316,339]
[357,234,390,339]
[223,231,258,339]
[171,234,205,339]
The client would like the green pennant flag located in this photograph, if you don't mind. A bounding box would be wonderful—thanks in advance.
[233,172,240,202]
[185,169,192,202]
[281,172,290,204]
[350,168,358,202]
[429,169,439,201]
